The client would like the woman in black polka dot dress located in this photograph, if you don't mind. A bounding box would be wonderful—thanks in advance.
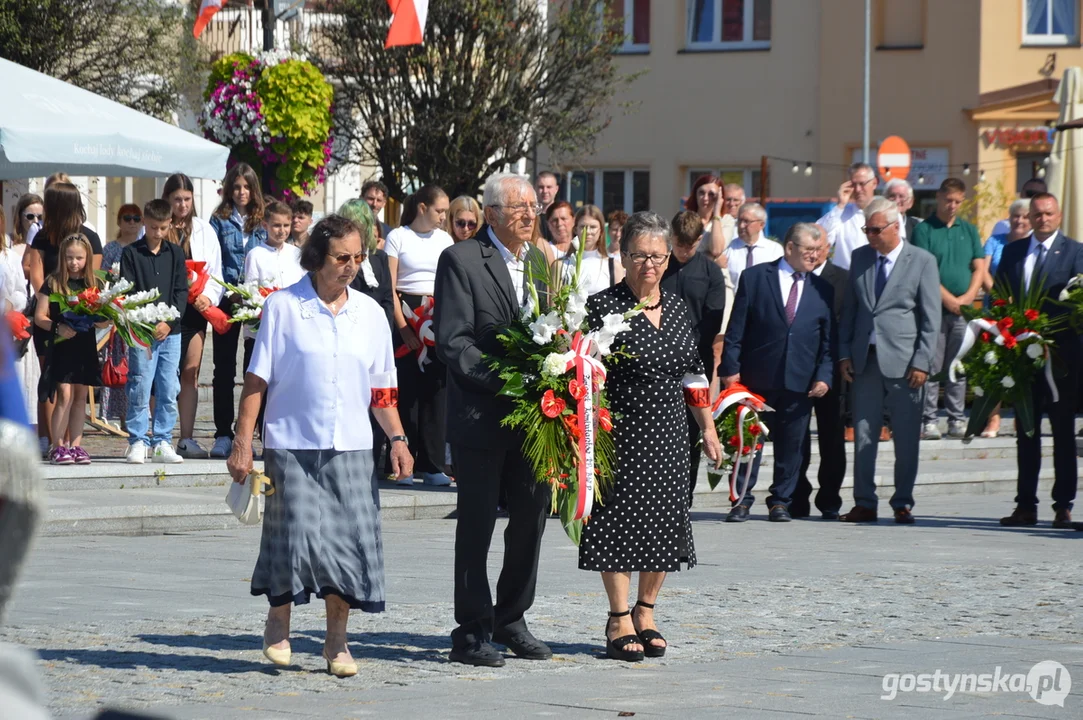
[579,212,722,662]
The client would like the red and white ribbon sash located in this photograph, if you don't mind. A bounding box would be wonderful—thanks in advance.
[394,296,436,371]
[564,332,606,521]
[711,384,773,505]
[948,318,1058,402]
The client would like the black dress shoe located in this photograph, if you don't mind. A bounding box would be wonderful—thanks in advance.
[821,511,840,520]
[789,504,811,519]
[726,505,750,522]
[492,628,552,660]
[449,641,506,667]
[768,505,792,522]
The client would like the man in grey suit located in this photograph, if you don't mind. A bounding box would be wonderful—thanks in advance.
[837,197,941,524]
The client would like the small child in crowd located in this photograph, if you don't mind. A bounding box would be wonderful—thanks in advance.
[120,199,188,464]
[34,234,109,465]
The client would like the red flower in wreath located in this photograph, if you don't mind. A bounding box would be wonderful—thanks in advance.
[598,407,613,432]
[981,332,992,343]
[992,298,1007,307]
[741,445,752,455]
[748,423,762,436]
[997,317,1014,331]
[728,434,741,447]
[563,413,582,440]
[1004,335,1018,349]
[568,379,587,401]
[541,389,565,418]
[1024,309,1040,322]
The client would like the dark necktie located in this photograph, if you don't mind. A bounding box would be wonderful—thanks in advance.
[875,255,888,301]
[745,243,754,270]
[785,272,802,325]
[1031,243,1047,289]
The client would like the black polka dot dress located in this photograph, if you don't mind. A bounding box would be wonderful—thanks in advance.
[579,283,701,573]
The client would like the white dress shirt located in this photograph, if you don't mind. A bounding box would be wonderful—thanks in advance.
[488,227,532,310]
[1023,232,1057,290]
[247,274,396,451]
[777,257,805,311]
[818,203,867,271]
[723,235,783,288]
[242,241,306,340]
[869,241,905,346]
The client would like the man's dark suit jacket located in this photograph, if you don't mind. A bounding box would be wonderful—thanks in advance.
[903,215,921,243]
[434,227,546,449]
[996,232,1083,358]
[720,260,834,394]
[817,261,848,319]
[350,249,394,331]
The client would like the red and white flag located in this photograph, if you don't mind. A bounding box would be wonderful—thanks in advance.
[193,0,226,39]
[385,0,429,48]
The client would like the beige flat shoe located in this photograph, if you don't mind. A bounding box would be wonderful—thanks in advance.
[323,652,358,678]
[262,640,291,667]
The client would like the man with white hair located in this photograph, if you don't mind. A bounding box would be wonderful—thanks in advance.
[434,173,554,667]
[722,202,783,288]
[837,197,940,524]
[881,178,921,243]
[818,162,879,270]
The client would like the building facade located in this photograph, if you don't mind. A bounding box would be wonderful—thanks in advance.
[541,0,1083,233]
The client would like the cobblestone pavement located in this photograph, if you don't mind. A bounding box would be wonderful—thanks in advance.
[3,493,1081,718]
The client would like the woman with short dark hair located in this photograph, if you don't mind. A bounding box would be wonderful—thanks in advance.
[228,214,413,677]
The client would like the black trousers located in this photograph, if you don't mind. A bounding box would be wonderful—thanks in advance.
[212,298,241,440]
[737,389,813,509]
[397,294,447,475]
[451,444,551,649]
[794,371,846,515]
[1016,370,1078,512]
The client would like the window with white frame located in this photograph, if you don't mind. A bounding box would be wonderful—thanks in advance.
[604,0,650,52]
[687,0,771,50]
[1023,0,1078,45]
[566,169,650,214]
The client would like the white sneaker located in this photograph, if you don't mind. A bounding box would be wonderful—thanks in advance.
[176,438,209,459]
[153,442,184,464]
[921,422,942,440]
[126,441,148,464]
[210,436,232,458]
[420,472,453,487]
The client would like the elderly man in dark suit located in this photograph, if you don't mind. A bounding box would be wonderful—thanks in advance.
[720,223,835,523]
[838,197,941,525]
[793,225,848,519]
[996,193,1083,529]
[434,173,552,667]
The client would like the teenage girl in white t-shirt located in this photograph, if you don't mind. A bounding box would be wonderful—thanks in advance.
[555,204,624,297]
[385,185,453,486]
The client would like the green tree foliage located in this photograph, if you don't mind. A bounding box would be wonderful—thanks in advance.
[0,0,203,120]
[313,0,637,199]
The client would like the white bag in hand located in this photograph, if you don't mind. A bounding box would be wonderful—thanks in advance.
[226,470,274,525]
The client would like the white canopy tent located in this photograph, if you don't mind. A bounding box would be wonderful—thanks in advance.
[1048,67,1083,241]
[0,57,229,180]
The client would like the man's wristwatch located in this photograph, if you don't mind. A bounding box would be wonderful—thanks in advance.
[390,435,409,446]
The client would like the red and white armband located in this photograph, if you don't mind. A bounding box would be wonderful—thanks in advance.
[370,371,398,409]
[682,373,710,408]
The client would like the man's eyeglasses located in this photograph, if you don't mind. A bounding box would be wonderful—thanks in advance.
[121,215,142,223]
[24,213,43,222]
[853,178,877,188]
[326,251,365,266]
[454,219,478,230]
[863,225,890,236]
[723,196,744,204]
[625,252,670,266]
[737,218,763,226]
[490,202,544,215]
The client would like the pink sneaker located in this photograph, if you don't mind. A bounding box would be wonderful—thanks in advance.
[70,446,92,465]
[49,446,74,465]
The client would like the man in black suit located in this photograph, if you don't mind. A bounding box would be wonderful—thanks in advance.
[720,223,835,523]
[793,226,848,519]
[433,173,553,667]
[883,178,922,244]
[663,211,729,505]
[996,193,1083,529]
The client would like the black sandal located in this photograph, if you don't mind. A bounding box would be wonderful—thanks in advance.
[633,601,666,658]
[605,610,644,662]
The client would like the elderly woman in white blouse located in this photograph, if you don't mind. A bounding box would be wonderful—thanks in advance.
[227,214,414,678]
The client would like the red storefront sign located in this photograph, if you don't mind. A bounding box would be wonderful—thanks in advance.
[981,127,1055,148]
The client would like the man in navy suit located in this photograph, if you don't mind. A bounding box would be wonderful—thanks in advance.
[720,223,834,522]
[996,192,1083,529]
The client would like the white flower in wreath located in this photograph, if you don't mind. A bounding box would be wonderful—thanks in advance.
[983,350,998,366]
[541,352,568,377]
[1025,343,1044,359]
[594,313,633,356]
[1001,375,1016,389]
[950,359,966,377]
[973,386,985,397]
[563,291,588,329]
[529,310,562,345]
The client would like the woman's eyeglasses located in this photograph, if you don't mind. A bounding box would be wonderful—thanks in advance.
[326,251,366,266]
[454,219,478,230]
[625,252,670,266]
[121,215,142,223]
[23,213,42,222]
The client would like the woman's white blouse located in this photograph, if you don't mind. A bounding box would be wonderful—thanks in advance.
[560,250,612,297]
[188,217,225,306]
[247,275,396,451]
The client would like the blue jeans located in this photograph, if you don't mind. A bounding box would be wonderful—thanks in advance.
[125,334,181,447]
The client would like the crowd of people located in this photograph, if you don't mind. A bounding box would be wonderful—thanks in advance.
[2,161,1081,674]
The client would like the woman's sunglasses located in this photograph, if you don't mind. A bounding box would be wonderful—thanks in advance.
[326,251,366,266]
[455,219,478,230]
[23,213,42,222]
[122,215,142,223]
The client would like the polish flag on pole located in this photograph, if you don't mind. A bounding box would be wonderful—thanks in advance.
[385,0,429,48]
[193,0,226,39]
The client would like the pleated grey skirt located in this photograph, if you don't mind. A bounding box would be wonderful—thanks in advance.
[251,449,385,612]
